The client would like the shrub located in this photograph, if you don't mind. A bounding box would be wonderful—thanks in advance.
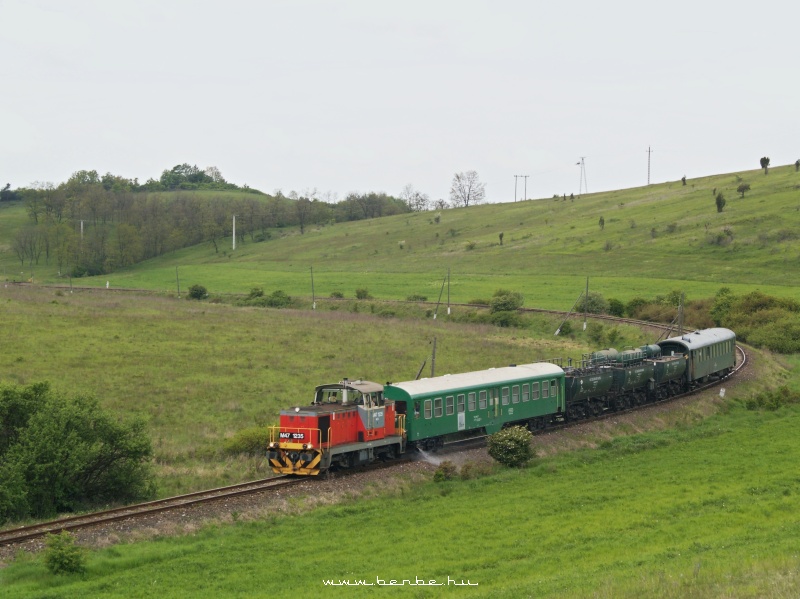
[265,290,292,308]
[330,291,344,299]
[355,288,371,300]
[581,291,608,314]
[744,387,800,411]
[188,284,208,300]
[489,311,524,328]
[490,289,524,313]
[487,426,534,468]
[0,383,155,523]
[468,298,490,306]
[248,287,264,299]
[607,298,625,317]
[459,462,493,480]
[558,320,573,335]
[433,460,458,482]
[625,297,649,317]
[44,531,87,575]
[465,240,477,250]
[406,294,427,302]
[586,322,606,345]
[224,427,271,455]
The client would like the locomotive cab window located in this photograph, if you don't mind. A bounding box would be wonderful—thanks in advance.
[446,396,455,416]
[434,398,443,417]
[468,392,476,411]
[424,400,432,419]
[479,390,488,409]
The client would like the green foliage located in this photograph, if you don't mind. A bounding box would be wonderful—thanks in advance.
[744,387,800,411]
[44,531,87,575]
[247,287,264,299]
[737,183,751,198]
[760,156,770,174]
[487,426,534,467]
[625,297,649,317]
[329,291,344,299]
[188,284,208,300]
[355,288,371,300]
[0,383,155,524]
[558,320,573,335]
[711,290,800,353]
[406,294,427,302]
[223,427,271,455]
[586,322,606,345]
[581,291,608,314]
[489,289,524,313]
[432,460,457,482]
[715,192,726,212]
[607,298,625,317]
[489,310,524,328]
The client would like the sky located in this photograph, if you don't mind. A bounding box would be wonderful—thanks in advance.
[1,0,798,203]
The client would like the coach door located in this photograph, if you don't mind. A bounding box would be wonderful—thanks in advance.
[457,394,466,431]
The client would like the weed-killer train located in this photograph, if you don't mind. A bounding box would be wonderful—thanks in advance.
[267,328,736,475]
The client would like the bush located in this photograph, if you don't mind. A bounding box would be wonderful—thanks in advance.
[586,322,606,345]
[581,291,608,314]
[330,291,344,299]
[490,289,524,313]
[433,460,458,482]
[744,387,800,411]
[265,290,292,308]
[355,288,371,300]
[188,284,208,300]
[625,297,650,317]
[607,298,625,317]
[0,383,155,524]
[44,531,87,575]
[487,426,534,467]
[223,427,271,455]
[406,294,428,302]
[490,311,524,328]
[248,287,264,299]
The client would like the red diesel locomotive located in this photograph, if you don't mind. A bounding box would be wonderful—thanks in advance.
[267,378,406,475]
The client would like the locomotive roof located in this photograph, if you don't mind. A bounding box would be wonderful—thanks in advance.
[313,380,383,394]
[385,362,563,398]
[657,328,736,351]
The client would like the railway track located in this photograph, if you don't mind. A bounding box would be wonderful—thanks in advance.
[0,476,302,547]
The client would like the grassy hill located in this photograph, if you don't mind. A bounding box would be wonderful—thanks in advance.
[3,165,800,307]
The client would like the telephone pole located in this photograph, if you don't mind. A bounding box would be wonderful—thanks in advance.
[577,158,588,196]
[522,175,529,201]
[514,175,520,202]
[646,146,653,185]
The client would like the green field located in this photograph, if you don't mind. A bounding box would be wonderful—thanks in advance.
[2,166,799,308]
[4,358,800,598]
[2,165,800,596]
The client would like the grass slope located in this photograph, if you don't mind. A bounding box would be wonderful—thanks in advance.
[2,166,799,307]
[4,372,800,598]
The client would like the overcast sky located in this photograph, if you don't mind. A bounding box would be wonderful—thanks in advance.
[2,0,798,203]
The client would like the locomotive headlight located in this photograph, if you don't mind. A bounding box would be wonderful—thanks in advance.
[306,443,313,449]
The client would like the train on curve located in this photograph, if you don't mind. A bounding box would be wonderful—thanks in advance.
[267,328,736,475]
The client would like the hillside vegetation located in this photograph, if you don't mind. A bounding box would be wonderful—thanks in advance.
[4,165,798,309]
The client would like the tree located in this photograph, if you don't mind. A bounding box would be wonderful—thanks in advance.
[0,183,19,202]
[795,159,799,172]
[399,184,430,212]
[760,156,770,175]
[449,170,485,207]
[599,216,605,230]
[737,183,751,198]
[681,175,686,186]
[716,192,726,213]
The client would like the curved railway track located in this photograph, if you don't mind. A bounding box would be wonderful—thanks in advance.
[0,298,747,550]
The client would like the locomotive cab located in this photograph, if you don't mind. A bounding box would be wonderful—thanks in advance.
[268,379,406,475]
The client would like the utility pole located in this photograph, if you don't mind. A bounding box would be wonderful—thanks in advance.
[514,175,520,202]
[232,214,236,250]
[646,146,653,185]
[522,175,529,201]
[577,158,588,196]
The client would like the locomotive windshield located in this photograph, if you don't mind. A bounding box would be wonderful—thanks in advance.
[312,381,385,407]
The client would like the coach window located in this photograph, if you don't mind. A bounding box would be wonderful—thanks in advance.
[434,397,443,417]
[532,382,540,400]
[457,394,465,413]
[446,396,455,416]
[424,400,432,419]
[542,381,549,399]
[501,387,510,405]
[550,379,558,398]
[522,383,530,402]
[479,390,488,410]
[468,392,476,411]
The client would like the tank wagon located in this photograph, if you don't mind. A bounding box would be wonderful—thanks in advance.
[268,328,736,476]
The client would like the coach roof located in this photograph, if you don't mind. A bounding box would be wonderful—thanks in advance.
[657,328,736,351]
[385,363,563,398]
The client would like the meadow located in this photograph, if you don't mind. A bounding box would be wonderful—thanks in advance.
[2,166,799,309]
[0,285,630,496]
[3,351,799,598]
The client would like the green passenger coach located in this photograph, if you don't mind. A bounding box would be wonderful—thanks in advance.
[384,363,565,450]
